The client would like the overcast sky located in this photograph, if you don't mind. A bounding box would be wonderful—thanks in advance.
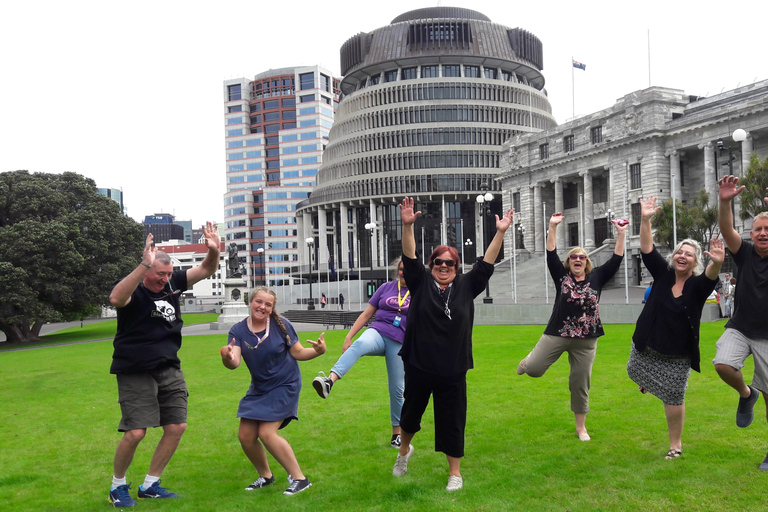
[2,0,766,227]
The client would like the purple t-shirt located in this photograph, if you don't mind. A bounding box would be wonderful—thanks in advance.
[368,280,410,343]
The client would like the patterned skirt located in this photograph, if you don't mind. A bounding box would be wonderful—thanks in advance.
[627,345,691,405]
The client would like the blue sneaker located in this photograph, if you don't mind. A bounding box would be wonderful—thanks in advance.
[138,480,179,499]
[109,484,136,508]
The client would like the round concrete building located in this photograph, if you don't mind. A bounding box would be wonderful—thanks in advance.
[296,7,556,293]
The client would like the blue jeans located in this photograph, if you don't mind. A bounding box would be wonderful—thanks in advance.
[330,328,404,427]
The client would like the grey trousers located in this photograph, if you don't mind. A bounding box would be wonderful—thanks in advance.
[521,333,598,414]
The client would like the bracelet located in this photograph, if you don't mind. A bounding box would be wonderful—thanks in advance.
[140,262,152,269]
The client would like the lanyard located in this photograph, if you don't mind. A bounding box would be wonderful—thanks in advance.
[244,318,270,350]
[397,281,410,312]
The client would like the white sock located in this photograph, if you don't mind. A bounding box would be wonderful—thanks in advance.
[111,476,127,490]
[141,474,160,490]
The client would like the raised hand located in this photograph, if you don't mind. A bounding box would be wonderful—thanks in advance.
[549,213,564,226]
[220,338,237,360]
[203,221,220,251]
[705,238,725,264]
[764,186,768,206]
[399,197,422,226]
[307,332,327,355]
[142,233,157,267]
[614,221,628,236]
[641,196,660,219]
[496,208,514,233]
[719,175,745,202]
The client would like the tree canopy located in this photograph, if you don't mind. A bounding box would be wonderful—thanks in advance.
[738,152,768,222]
[651,189,719,251]
[0,171,143,343]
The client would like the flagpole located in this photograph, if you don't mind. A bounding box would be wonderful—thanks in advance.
[572,56,575,119]
[647,29,651,87]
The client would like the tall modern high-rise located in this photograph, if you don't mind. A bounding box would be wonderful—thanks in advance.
[296,7,556,290]
[223,66,340,289]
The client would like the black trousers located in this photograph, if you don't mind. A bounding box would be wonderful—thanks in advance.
[399,361,467,458]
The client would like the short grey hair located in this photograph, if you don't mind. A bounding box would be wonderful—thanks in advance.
[155,251,172,265]
[666,239,704,275]
[390,256,404,280]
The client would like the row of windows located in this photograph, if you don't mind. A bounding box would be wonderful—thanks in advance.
[326,127,515,161]
[334,104,550,136]
[311,173,500,204]
[342,82,551,116]
[357,65,532,90]
[537,127,604,162]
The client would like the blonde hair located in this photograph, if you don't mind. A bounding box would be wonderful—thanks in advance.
[754,211,768,223]
[666,239,704,275]
[250,286,291,345]
[563,247,593,275]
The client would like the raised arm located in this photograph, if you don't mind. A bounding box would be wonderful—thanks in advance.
[483,209,514,264]
[290,333,327,361]
[342,304,377,352]
[220,337,242,370]
[718,175,744,254]
[399,197,421,259]
[109,233,156,308]
[187,221,222,286]
[546,213,563,252]
[640,196,660,254]
[613,221,627,256]
[704,238,725,281]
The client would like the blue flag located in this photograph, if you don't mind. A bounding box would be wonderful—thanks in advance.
[572,60,586,70]
[348,251,354,277]
[329,254,336,277]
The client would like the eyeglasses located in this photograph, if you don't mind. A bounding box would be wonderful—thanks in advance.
[569,254,587,261]
[433,258,456,267]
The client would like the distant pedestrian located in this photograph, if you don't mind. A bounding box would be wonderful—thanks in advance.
[338,293,345,310]
[643,281,654,303]
[321,293,327,309]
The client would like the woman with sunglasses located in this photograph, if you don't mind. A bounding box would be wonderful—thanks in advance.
[220,287,326,496]
[393,196,514,492]
[517,212,626,442]
[312,257,410,449]
[627,196,722,460]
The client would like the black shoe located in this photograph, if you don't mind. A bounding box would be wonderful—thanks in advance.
[759,451,768,471]
[284,478,311,495]
[245,475,274,490]
[312,372,333,399]
[737,386,760,428]
[391,434,401,448]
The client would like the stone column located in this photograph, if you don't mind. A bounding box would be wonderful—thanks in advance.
[533,183,543,253]
[581,170,595,249]
[552,177,565,249]
[701,142,716,207]
[318,206,328,275]
[735,133,754,229]
[669,150,682,201]
[296,215,305,267]
[340,203,349,271]
[302,211,313,267]
[369,199,378,267]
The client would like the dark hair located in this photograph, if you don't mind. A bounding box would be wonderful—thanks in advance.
[428,245,460,269]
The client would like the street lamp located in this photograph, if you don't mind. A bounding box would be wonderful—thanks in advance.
[256,247,264,286]
[305,237,315,310]
[463,238,473,274]
[365,222,376,282]
[476,182,494,304]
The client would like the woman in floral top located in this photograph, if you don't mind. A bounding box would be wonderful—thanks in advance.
[517,212,626,441]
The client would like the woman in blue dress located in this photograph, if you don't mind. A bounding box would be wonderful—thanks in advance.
[220,287,326,496]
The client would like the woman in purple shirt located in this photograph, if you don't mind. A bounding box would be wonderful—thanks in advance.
[312,258,410,448]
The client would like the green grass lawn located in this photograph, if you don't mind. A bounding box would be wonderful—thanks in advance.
[1,321,766,511]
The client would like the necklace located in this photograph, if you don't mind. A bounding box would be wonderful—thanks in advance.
[243,317,270,350]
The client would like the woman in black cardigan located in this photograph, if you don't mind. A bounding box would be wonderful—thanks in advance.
[627,196,723,459]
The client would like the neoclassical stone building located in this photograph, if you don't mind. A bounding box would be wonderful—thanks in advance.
[497,80,768,285]
[295,7,556,286]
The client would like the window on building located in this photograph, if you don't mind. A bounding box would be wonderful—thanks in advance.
[631,202,641,235]
[264,112,279,121]
[402,67,417,80]
[563,135,574,153]
[250,114,261,124]
[250,103,261,112]
[539,143,549,160]
[630,163,642,189]
[593,175,608,203]
[282,98,296,107]
[384,70,398,83]
[299,72,314,90]
[483,67,498,79]
[263,99,279,110]
[568,223,579,247]
[563,183,578,209]
[590,126,603,144]
[227,84,242,101]
[264,124,280,134]
[421,65,439,78]
[228,105,242,113]
[679,161,685,187]
[369,74,381,85]
[299,95,314,103]
[512,192,521,213]
[443,65,461,77]
[321,73,331,92]
[464,65,480,78]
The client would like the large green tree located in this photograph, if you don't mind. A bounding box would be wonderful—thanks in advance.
[0,171,143,343]
[738,152,768,221]
[651,189,719,251]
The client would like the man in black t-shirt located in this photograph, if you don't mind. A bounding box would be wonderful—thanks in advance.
[107,222,220,507]
[714,175,768,471]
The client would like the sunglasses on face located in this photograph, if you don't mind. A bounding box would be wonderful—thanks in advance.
[569,254,587,261]
[433,258,456,267]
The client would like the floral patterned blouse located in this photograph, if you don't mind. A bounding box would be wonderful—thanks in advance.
[543,249,623,338]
